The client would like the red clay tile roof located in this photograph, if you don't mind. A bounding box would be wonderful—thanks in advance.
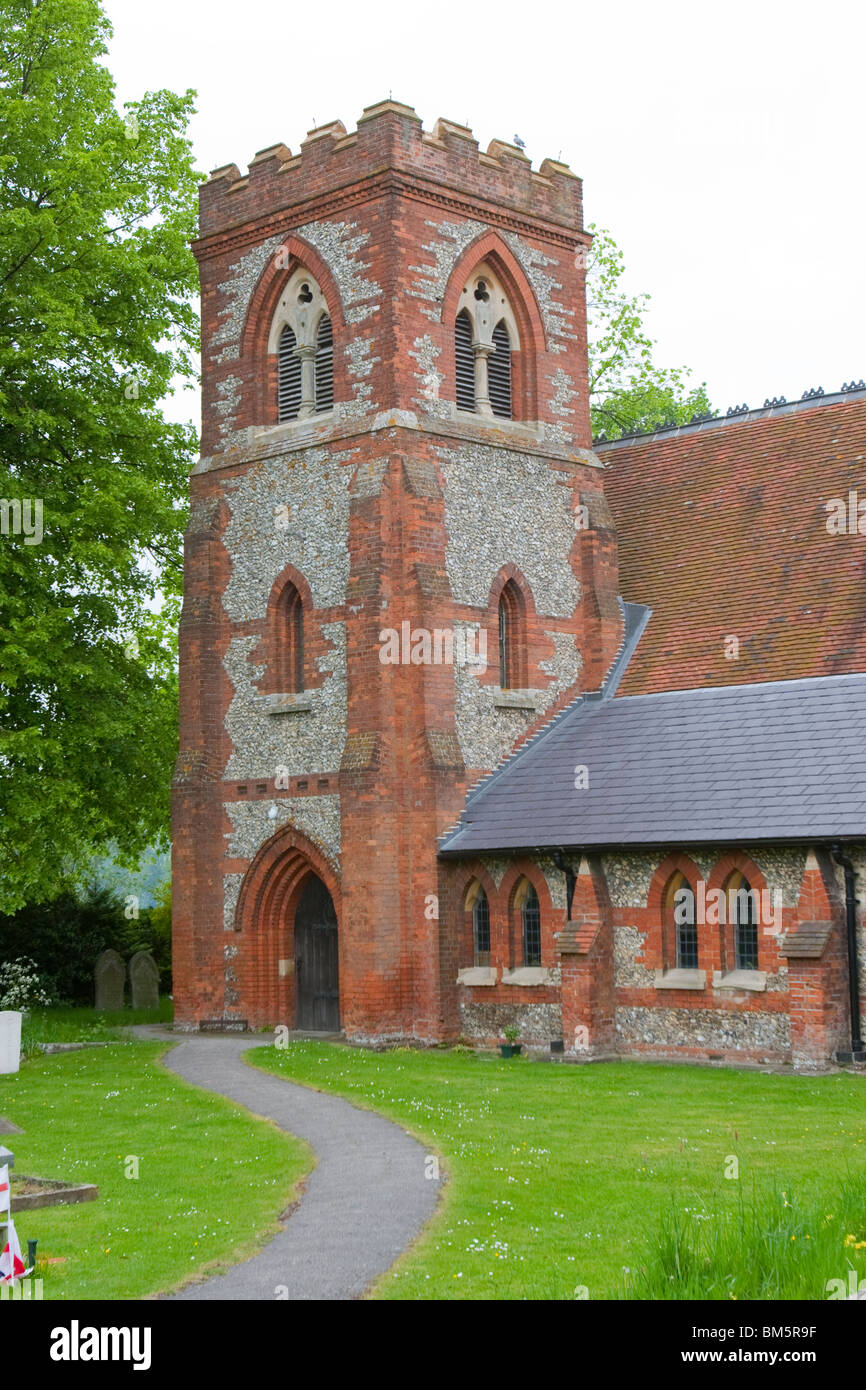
[599,393,866,696]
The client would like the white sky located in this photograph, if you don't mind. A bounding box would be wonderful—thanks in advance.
[104,0,865,423]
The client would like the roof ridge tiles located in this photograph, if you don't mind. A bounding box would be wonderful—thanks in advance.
[594,383,866,450]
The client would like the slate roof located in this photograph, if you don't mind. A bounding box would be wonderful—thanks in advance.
[439,673,866,855]
[599,390,866,696]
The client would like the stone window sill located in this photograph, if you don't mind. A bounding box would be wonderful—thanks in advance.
[501,966,556,987]
[255,410,336,440]
[452,406,541,436]
[457,966,497,986]
[653,968,706,991]
[254,693,313,715]
[493,690,538,712]
[713,969,767,992]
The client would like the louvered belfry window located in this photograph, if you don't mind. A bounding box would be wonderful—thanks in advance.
[488,321,512,418]
[315,315,334,412]
[278,324,302,421]
[455,310,475,411]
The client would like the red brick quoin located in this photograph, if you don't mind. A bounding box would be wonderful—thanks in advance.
[172,101,620,1039]
[172,100,861,1066]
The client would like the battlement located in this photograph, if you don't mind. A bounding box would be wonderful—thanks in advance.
[198,99,584,243]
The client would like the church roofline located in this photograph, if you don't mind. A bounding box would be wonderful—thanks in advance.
[438,670,866,858]
[594,381,866,451]
[437,597,652,852]
[199,101,585,243]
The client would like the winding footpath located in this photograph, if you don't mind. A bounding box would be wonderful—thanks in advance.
[134,1028,441,1301]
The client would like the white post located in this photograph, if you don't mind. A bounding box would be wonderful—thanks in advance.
[0,1014,21,1075]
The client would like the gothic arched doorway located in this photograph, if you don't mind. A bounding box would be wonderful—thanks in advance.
[294,874,340,1031]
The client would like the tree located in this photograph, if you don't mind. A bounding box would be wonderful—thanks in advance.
[0,877,172,1004]
[586,223,713,441]
[0,885,130,1004]
[0,0,199,912]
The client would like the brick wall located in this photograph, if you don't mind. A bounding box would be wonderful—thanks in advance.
[173,101,621,1038]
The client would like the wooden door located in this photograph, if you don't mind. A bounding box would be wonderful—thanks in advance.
[294,875,339,1031]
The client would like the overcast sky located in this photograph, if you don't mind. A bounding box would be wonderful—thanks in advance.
[104,0,865,423]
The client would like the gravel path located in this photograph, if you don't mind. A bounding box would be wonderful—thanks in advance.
[135,1028,441,1301]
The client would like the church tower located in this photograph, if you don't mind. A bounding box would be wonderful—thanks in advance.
[172,100,623,1039]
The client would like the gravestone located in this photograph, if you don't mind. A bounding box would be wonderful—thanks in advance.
[94,950,125,1011]
[0,1012,22,1074]
[129,951,160,1009]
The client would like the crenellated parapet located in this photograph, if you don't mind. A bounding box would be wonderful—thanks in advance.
[197,100,584,244]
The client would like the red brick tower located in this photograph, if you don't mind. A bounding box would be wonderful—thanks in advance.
[172,100,623,1039]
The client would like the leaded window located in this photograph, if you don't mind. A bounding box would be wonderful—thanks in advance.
[473,889,491,966]
[522,883,541,966]
[732,877,759,970]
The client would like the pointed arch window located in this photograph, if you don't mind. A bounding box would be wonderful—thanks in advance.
[453,263,521,419]
[277,580,304,693]
[498,579,525,689]
[521,882,541,966]
[473,888,491,966]
[270,269,335,422]
[727,871,759,971]
[488,321,512,418]
[278,325,302,421]
[455,310,475,411]
[665,870,698,970]
[315,315,333,412]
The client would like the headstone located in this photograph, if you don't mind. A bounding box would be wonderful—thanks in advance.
[94,950,125,1011]
[0,1012,22,1074]
[128,951,160,1009]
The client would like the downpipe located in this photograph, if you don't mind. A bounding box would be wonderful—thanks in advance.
[830,843,863,1055]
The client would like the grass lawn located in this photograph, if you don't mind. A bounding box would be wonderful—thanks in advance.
[20,1001,175,1058]
[1,1018,312,1299]
[249,1042,866,1300]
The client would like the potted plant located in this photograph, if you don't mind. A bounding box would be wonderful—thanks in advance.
[500,1026,522,1058]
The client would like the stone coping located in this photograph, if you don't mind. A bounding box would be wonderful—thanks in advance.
[194,408,602,476]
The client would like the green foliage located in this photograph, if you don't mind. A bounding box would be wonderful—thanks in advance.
[632,1175,866,1300]
[142,878,172,992]
[19,997,172,1059]
[0,885,126,1003]
[0,879,171,1003]
[587,224,713,440]
[0,954,53,1009]
[87,843,171,909]
[251,1043,866,1300]
[0,0,200,912]
[1,1039,311,1298]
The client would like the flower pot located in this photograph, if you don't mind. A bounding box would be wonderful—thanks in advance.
[499,1043,522,1058]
